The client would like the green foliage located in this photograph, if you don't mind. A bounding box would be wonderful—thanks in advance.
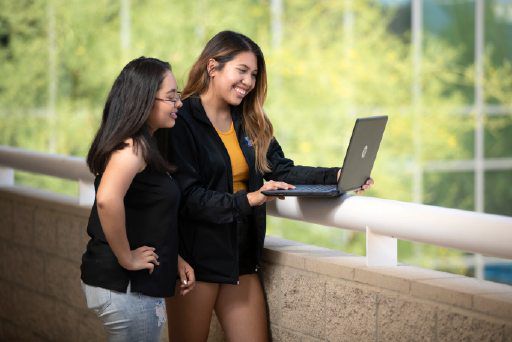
[485,115,512,158]
[0,0,48,109]
[398,240,469,276]
[485,55,512,104]
[15,171,78,197]
[485,170,512,216]
[424,171,475,210]
[1,0,511,276]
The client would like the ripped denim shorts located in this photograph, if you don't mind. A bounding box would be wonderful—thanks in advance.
[81,281,167,342]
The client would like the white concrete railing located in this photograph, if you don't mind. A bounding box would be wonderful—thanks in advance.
[267,196,512,263]
[1,145,512,264]
[0,145,95,205]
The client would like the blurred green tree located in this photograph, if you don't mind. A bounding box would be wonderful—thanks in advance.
[0,0,510,275]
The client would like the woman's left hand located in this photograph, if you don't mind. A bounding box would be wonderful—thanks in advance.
[177,255,196,296]
[355,178,374,195]
[337,170,374,195]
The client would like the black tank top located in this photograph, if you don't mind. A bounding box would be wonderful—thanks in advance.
[81,167,180,298]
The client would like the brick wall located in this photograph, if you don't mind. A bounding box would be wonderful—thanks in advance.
[1,186,511,341]
[259,238,512,341]
[0,187,106,341]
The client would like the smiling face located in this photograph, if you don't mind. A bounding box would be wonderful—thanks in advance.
[208,51,258,106]
[147,71,182,134]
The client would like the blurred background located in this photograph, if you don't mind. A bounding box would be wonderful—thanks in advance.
[1,0,511,284]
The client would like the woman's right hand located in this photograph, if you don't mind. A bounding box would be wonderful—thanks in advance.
[247,180,295,207]
[119,246,159,274]
[177,255,196,296]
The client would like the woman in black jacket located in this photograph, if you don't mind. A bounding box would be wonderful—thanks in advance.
[160,31,372,341]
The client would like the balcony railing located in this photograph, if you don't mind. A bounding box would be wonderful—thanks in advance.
[0,145,94,205]
[2,145,512,267]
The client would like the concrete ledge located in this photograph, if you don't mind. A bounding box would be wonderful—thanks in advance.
[0,185,91,216]
[263,236,512,322]
[1,187,511,341]
[262,236,512,341]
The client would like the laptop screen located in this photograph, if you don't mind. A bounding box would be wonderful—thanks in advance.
[338,115,388,192]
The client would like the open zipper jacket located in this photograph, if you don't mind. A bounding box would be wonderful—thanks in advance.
[161,96,339,284]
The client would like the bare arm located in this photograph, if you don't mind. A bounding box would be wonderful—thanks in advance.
[96,140,159,273]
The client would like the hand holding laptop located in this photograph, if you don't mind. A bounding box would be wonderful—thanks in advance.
[354,177,374,194]
[338,168,375,194]
[261,115,387,197]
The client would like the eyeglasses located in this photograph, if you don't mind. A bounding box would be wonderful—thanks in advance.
[155,92,182,107]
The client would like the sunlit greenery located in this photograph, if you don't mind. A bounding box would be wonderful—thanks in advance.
[1,0,511,280]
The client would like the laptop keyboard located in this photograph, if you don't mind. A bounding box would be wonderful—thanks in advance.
[292,184,337,192]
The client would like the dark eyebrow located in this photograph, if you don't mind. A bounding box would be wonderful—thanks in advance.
[165,89,178,95]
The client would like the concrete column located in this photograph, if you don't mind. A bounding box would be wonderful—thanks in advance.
[474,0,485,280]
[0,167,14,186]
[79,180,95,206]
[366,225,397,266]
[120,0,131,61]
[411,0,423,204]
[47,1,57,153]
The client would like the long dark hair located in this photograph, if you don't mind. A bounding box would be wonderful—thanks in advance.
[183,30,273,174]
[87,57,174,174]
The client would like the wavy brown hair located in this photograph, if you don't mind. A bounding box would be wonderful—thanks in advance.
[183,30,273,174]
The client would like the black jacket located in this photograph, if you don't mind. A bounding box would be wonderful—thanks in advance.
[161,96,339,284]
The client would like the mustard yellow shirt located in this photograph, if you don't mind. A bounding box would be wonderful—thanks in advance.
[215,122,249,192]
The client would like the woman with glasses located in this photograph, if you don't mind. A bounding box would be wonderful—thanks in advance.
[80,56,195,342]
[158,31,372,341]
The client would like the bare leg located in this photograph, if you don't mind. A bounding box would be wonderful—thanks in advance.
[214,274,268,342]
[166,281,219,342]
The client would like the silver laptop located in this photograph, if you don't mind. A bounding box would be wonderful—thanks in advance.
[262,115,388,197]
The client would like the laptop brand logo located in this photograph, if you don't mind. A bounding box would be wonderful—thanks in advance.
[362,145,368,158]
